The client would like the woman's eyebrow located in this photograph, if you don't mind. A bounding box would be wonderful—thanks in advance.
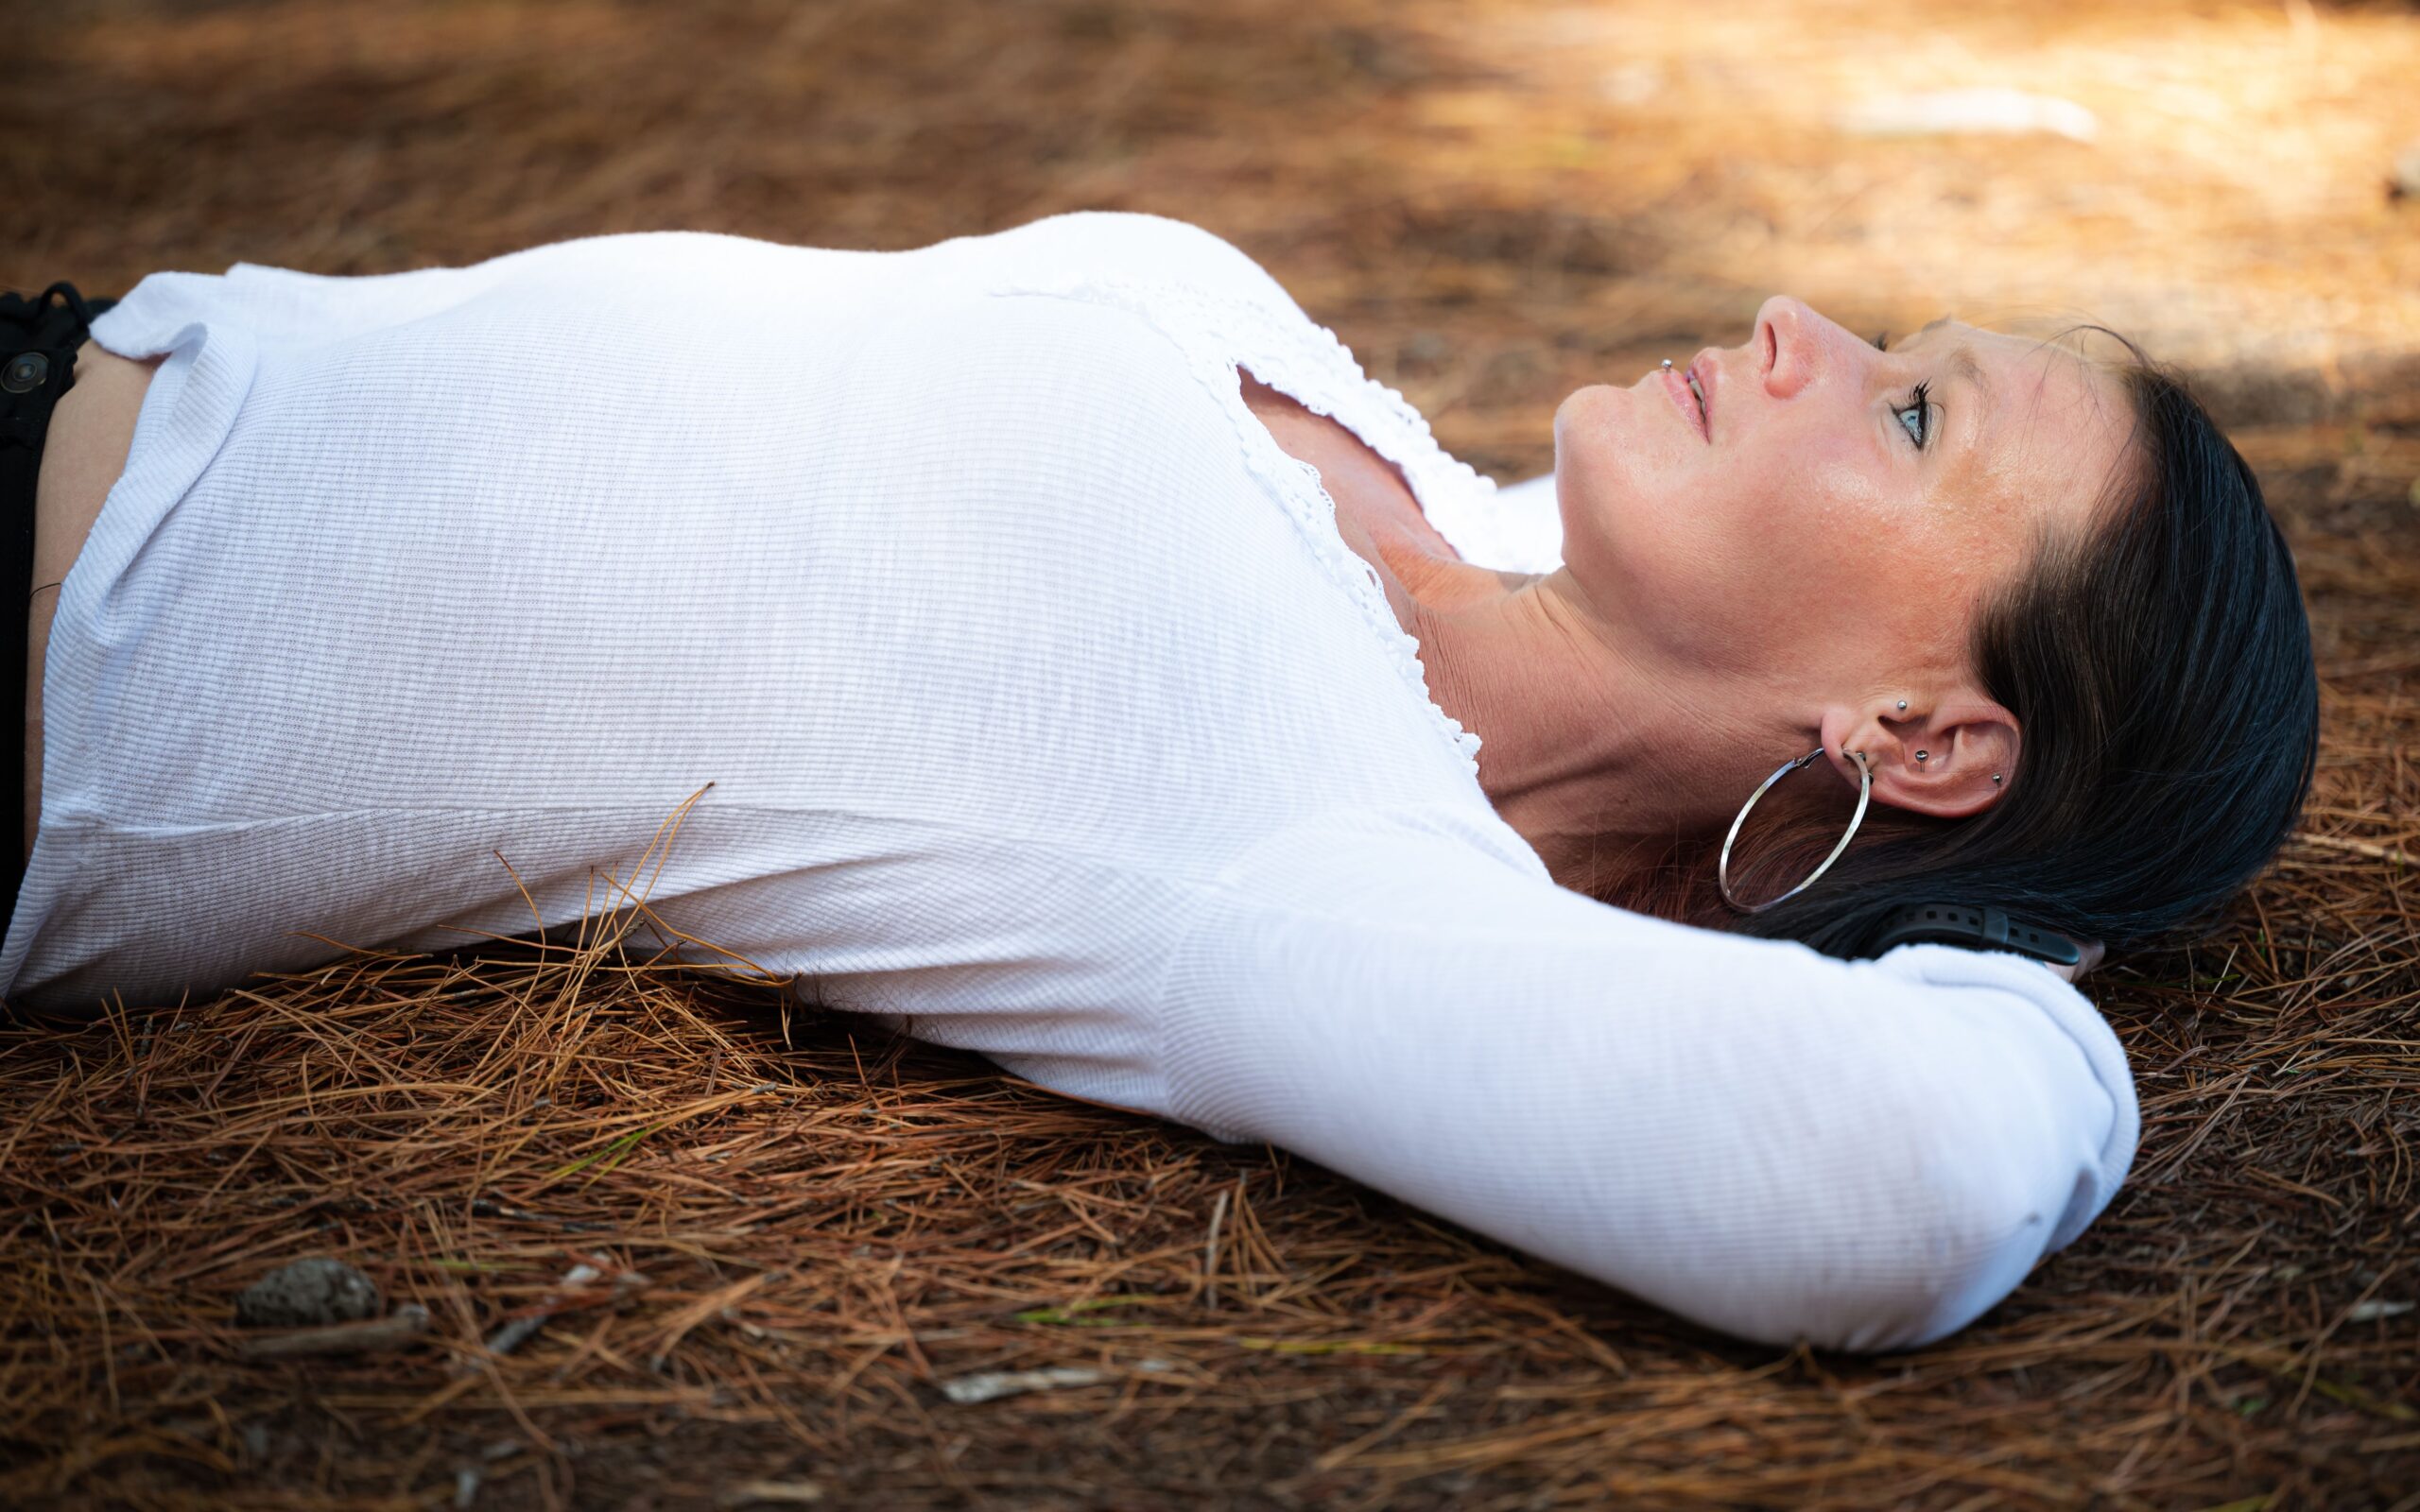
[1949,343,1994,455]
[1895,320,1994,455]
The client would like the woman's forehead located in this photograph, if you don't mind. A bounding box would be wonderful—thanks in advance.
[1921,319,2126,415]
[1931,324,2135,516]
[1924,318,2128,370]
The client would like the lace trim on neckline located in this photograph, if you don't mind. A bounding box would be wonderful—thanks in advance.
[990,273,1492,781]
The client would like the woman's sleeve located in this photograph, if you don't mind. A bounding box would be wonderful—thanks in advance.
[1153,807,2140,1353]
[1470,472,1564,573]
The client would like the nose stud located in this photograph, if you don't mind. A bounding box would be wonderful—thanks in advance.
[1896,700,1908,712]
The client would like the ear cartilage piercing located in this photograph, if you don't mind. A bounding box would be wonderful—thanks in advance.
[1660,358,1674,370]
[1915,750,1929,762]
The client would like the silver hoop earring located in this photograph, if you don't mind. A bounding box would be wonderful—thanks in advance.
[1719,747,1872,914]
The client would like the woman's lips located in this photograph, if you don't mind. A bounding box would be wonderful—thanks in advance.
[1662,362,1709,442]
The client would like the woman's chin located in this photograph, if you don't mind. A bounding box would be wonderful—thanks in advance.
[1551,382,1629,457]
[1554,384,1676,501]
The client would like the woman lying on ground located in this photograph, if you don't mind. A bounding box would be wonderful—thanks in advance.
[0,213,2316,1352]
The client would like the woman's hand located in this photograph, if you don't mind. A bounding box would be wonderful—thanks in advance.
[2050,938,2106,985]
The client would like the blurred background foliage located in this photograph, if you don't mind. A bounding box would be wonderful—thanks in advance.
[15,0,2420,480]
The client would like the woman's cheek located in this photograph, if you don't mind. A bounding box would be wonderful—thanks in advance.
[1771,447,1904,564]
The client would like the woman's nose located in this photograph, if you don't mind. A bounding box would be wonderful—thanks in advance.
[1753,294,1825,401]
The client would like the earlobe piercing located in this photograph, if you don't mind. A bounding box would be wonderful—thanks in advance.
[1993,773,2004,784]
[1721,747,1872,912]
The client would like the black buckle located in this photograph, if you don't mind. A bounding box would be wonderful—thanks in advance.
[1,343,78,452]
[2,351,50,394]
[1869,903,2083,969]
[2,282,105,448]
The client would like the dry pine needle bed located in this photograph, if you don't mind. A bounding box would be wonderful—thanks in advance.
[5,0,2420,1506]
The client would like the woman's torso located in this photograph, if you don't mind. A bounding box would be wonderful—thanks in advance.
[21,356,1464,872]
[4,215,1553,1066]
[25,226,1531,870]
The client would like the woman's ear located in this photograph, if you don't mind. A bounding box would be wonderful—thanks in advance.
[1819,693,2019,818]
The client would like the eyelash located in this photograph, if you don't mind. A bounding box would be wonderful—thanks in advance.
[1895,381,1934,450]
[1871,333,1934,450]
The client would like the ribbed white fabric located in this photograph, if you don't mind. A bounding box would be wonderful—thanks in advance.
[1,212,2137,1351]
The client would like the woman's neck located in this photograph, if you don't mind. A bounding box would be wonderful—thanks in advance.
[1403,561,1779,895]
[1226,385,1799,893]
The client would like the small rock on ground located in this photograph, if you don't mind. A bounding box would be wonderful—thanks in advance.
[235,1256,382,1328]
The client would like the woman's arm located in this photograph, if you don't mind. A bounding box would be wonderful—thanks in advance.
[1153,806,2139,1353]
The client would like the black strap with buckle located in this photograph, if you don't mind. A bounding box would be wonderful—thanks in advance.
[1869,902,2083,969]
[0,283,113,944]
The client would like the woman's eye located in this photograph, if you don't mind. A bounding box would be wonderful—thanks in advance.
[1893,380,1933,449]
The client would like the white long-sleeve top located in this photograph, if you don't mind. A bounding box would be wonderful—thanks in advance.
[1,212,2137,1352]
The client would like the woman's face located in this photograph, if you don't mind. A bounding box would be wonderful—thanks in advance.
[1550,297,2135,703]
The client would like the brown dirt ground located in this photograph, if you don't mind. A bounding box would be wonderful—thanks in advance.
[4,1,2417,1507]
